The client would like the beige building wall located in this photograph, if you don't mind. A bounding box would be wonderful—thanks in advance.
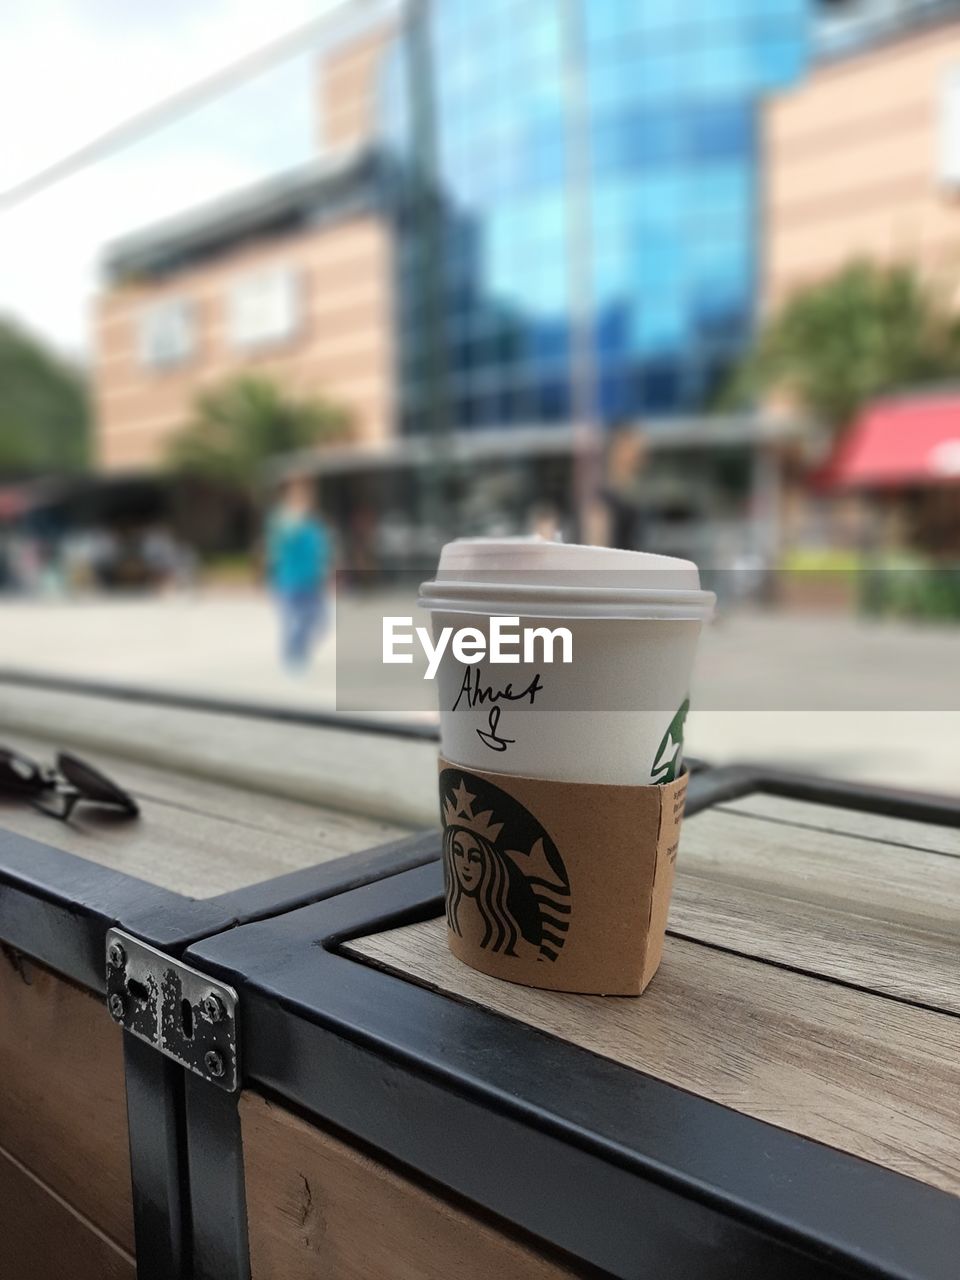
[320,28,393,150]
[764,19,960,313]
[93,216,394,471]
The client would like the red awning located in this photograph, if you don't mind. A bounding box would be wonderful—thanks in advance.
[819,395,960,489]
[0,487,30,520]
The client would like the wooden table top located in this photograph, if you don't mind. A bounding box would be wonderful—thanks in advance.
[349,792,960,1199]
[0,732,409,898]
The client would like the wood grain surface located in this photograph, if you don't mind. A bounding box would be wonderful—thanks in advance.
[240,1091,583,1280]
[668,873,960,1013]
[669,803,960,1012]
[680,806,960,936]
[0,948,134,1250]
[0,1145,135,1280]
[0,733,407,897]
[349,921,960,1196]
[0,683,438,826]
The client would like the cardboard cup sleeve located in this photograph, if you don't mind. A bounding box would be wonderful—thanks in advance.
[438,756,688,996]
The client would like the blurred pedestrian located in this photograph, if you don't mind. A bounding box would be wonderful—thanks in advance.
[266,477,332,671]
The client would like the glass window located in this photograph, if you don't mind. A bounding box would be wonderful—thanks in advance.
[511,380,537,421]
[586,0,640,47]
[688,102,753,162]
[535,378,570,421]
[527,137,567,186]
[383,0,808,432]
[593,250,632,308]
[685,165,753,221]
[525,194,567,247]
[688,39,752,95]
[635,0,692,34]
[628,109,687,166]
[595,302,632,357]
[637,236,686,289]
[639,170,686,222]
[940,65,960,186]
[138,298,195,369]
[640,359,685,412]
[590,117,624,175]
[587,52,642,113]
[689,228,752,279]
[751,34,807,88]
[689,244,752,334]
[634,297,688,354]
[528,321,571,364]
[636,50,686,102]
[227,266,301,349]
[598,370,630,419]
[527,9,562,64]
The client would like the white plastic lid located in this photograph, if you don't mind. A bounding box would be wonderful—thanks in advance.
[418,538,715,620]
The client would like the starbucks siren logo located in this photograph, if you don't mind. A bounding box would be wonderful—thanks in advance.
[440,769,571,962]
[651,697,689,784]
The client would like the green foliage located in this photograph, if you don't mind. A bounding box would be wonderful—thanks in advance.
[861,567,960,621]
[728,262,960,430]
[167,376,351,489]
[0,320,90,472]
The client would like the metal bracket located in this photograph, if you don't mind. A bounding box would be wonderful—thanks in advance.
[106,928,240,1092]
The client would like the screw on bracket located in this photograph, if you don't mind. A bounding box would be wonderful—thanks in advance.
[200,993,226,1024]
[104,929,239,1091]
[204,1050,225,1079]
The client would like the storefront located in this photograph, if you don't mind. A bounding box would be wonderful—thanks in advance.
[818,392,960,555]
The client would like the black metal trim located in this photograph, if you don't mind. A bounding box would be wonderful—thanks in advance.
[184,1074,251,1280]
[187,842,960,1280]
[123,1033,189,1280]
[0,823,440,992]
[4,741,957,1280]
[0,819,438,1280]
[0,662,443,986]
[749,766,960,827]
[0,826,219,992]
[680,761,960,829]
[0,754,944,980]
[683,762,755,815]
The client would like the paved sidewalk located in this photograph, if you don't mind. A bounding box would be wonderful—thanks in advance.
[0,591,956,794]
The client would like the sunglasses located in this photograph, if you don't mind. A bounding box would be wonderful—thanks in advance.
[0,747,140,823]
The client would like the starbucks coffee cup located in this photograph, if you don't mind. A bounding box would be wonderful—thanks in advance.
[418,538,714,787]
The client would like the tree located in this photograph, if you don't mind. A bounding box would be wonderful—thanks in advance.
[727,262,960,431]
[0,319,90,472]
[167,375,352,490]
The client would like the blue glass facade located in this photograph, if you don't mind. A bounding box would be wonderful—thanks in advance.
[381,0,810,433]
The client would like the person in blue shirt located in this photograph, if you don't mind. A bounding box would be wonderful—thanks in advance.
[266,477,332,670]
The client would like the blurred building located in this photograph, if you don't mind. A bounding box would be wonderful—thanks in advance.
[766,0,960,555]
[383,1,810,432]
[95,149,394,471]
[766,0,960,309]
[93,0,815,475]
[93,6,398,472]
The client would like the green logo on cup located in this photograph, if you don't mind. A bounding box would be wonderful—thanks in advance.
[651,697,689,784]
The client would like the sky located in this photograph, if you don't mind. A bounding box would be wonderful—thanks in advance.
[0,0,347,359]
